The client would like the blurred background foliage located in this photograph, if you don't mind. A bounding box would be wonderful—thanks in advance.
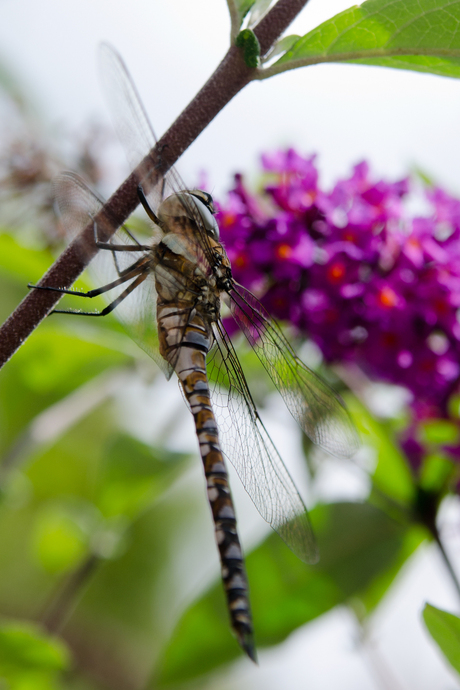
[1,28,460,690]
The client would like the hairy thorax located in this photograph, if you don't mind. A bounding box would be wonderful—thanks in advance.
[153,214,231,367]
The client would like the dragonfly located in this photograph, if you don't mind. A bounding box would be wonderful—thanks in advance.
[30,44,359,661]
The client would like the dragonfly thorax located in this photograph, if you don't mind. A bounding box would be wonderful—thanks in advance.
[158,191,219,240]
[157,191,233,295]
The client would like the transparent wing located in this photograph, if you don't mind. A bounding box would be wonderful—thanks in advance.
[208,323,318,564]
[53,172,172,378]
[98,42,164,211]
[98,43,217,269]
[227,285,360,458]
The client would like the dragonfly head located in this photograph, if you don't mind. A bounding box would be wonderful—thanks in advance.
[182,190,220,240]
[188,189,215,213]
[159,190,220,241]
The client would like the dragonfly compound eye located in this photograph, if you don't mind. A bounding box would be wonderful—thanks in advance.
[184,191,220,240]
[190,189,215,214]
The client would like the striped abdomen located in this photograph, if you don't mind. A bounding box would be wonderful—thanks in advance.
[157,295,255,660]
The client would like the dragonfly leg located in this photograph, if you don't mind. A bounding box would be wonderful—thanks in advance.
[92,217,151,254]
[27,257,148,300]
[94,240,152,252]
[51,271,148,317]
[138,184,160,225]
[87,216,151,278]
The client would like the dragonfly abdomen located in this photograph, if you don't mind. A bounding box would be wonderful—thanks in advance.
[154,230,255,658]
[174,340,256,661]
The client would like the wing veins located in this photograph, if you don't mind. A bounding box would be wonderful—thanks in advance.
[228,285,359,458]
[211,320,318,563]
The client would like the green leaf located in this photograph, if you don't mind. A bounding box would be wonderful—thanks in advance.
[263,34,300,63]
[347,398,414,505]
[248,0,273,26]
[96,434,189,519]
[265,0,460,80]
[236,29,261,67]
[423,603,460,675]
[354,524,425,616]
[0,323,129,454]
[421,419,460,445]
[448,392,460,419]
[76,488,196,654]
[419,453,456,493]
[0,620,70,689]
[312,502,406,595]
[154,501,408,686]
[0,234,54,284]
[31,504,88,574]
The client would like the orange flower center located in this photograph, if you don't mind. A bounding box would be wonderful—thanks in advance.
[378,286,398,308]
[327,261,346,283]
[234,254,247,269]
[277,243,293,259]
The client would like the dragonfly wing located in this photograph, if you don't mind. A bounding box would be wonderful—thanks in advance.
[54,171,145,278]
[98,43,164,212]
[53,172,172,378]
[227,285,360,458]
[98,44,219,271]
[208,324,318,564]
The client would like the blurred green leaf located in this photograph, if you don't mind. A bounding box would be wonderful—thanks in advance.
[70,485,199,677]
[248,0,274,25]
[421,419,460,445]
[19,332,116,393]
[353,524,426,616]
[347,398,414,505]
[0,378,192,682]
[155,501,409,685]
[31,504,88,574]
[227,0,256,39]
[97,434,188,520]
[419,453,456,493]
[23,406,188,516]
[0,620,70,690]
[0,236,56,326]
[228,0,255,18]
[0,325,129,453]
[423,603,460,675]
[25,404,116,501]
[0,235,54,284]
[313,502,406,592]
[447,392,460,419]
[269,0,460,80]
[264,34,300,62]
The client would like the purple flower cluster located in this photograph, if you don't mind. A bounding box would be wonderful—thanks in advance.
[217,150,460,436]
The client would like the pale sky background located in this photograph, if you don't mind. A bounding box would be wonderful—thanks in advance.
[1,0,460,688]
[2,0,460,197]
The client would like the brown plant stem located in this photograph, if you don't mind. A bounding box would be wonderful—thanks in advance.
[415,486,460,601]
[41,554,100,634]
[0,0,310,369]
[432,524,460,601]
[359,627,407,690]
